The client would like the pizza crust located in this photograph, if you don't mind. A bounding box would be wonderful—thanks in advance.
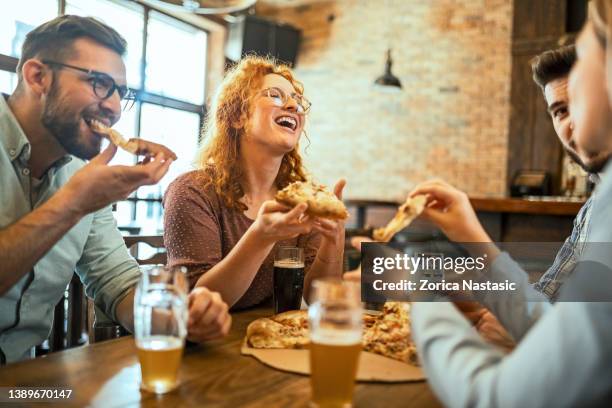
[246,310,309,349]
[372,195,427,242]
[275,181,349,220]
[90,119,140,155]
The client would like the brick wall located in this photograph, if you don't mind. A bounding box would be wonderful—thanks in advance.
[257,0,513,200]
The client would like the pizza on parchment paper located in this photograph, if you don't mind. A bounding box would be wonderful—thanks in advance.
[246,310,309,349]
[245,302,419,365]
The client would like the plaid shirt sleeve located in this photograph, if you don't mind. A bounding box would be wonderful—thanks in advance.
[532,197,593,301]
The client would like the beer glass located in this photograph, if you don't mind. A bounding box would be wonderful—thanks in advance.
[273,246,305,313]
[308,279,362,408]
[134,265,188,394]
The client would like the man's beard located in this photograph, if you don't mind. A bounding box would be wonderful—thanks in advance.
[564,147,610,174]
[41,81,102,160]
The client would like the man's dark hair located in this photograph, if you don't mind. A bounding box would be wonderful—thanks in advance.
[531,45,576,91]
[16,15,126,82]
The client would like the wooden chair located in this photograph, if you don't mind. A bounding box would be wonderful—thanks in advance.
[123,235,167,265]
[36,274,88,356]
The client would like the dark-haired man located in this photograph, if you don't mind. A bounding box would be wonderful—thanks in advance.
[532,45,611,175]
[462,45,612,349]
[529,44,610,296]
[0,15,230,364]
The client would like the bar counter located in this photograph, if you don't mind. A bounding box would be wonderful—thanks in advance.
[470,196,586,242]
[470,196,585,216]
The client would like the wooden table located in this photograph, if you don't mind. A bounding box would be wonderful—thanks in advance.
[0,307,441,408]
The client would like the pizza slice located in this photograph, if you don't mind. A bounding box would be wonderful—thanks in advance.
[372,195,427,242]
[361,302,419,365]
[246,310,309,349]
[90,119,140,155]
[275,181,349,220]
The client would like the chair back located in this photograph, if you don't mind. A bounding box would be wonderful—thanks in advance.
[36,274,87,356]
[123,235,166,265]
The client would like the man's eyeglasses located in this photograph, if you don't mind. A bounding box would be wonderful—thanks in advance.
[42,60,136,111]
[260,87,311,114]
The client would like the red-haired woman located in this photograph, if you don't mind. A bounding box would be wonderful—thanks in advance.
[163,56,345,309]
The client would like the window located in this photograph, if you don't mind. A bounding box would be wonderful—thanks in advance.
[0,71,17,95]
[0,1,58,94]
[65,0,145,89]
[0,0,209,236]
[146,11,207,104]
[130,104,201,233]
[139,104,201,195]
[0,2,58,59]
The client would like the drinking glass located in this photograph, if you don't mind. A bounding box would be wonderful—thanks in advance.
[134,265,188,394]
[273,246,305,313]
[308,279,362,408]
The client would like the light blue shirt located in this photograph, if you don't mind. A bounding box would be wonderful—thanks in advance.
[0,95,140,364]
[411,162,612,407]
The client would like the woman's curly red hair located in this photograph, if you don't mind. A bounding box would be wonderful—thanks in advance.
[196,55,308,211]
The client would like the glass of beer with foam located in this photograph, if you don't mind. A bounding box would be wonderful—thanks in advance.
[308,279,362,408]
[134,265,188,394]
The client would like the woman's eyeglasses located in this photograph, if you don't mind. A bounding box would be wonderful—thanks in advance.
[260,87,311,114]
[42,60,136,111]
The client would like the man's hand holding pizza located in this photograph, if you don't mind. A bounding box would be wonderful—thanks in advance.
[409,179,491,243]
[60,141,176,217]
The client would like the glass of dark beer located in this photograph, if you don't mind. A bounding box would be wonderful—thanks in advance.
[273,246,305,313]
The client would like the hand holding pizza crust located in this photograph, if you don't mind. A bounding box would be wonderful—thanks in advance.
[409,179,491,243]
[372,194,427,242]
[62,142,175,216]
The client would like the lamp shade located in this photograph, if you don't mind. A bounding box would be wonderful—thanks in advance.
[374,49,402,90]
